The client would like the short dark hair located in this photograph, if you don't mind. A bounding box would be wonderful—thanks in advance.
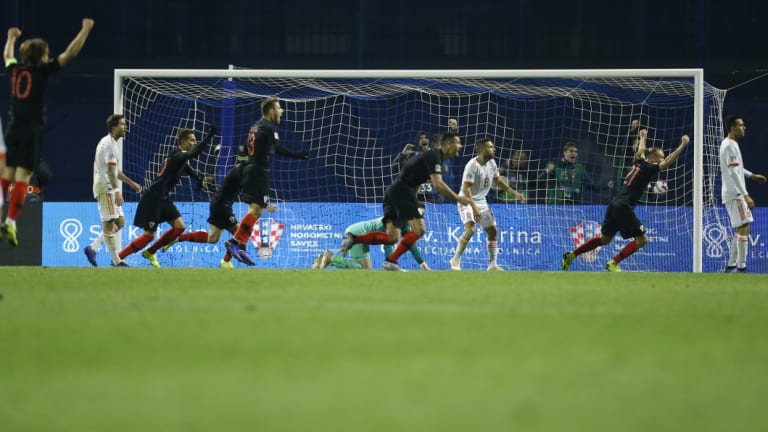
[440,131,460,147]
[563,141,578,152]
[261,98,279,116]
[177,128,195,143]
[725,115,742,132]
[475,138,493,152]
[106,114,124,132]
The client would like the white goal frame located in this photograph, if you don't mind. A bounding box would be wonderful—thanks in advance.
[114,68,706,272]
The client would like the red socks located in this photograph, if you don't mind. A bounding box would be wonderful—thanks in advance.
[177,231,209,243]
[386,231,420,262]
[233,213,257,244]
[355,232,391,245]
[7,181,28,220]
[573,236,603,256]
[613,240,639,264]
[147,227,185,254]
[119,233,154,259]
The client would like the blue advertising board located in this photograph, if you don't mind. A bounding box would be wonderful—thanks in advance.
[42,202,768,272]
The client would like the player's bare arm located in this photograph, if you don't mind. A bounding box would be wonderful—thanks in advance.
[493,176,526,203]
[633,129,648,159]
[58,18,94,67]
[461,182,482,220]
[118,171,142,193]
[431,172,471,205]
[749,173,767,184]
[4,27,20,63]
[659,135,689,170]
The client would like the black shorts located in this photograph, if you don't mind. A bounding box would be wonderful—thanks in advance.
[383,183,424,229]
[601,202,645,240]
[207,201,238,230]
[239,164,270,207]
[5,120,43,172]
[133,190,181,232]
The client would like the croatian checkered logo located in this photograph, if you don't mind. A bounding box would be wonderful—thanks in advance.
[250,218,284,259]
[569,221,602,263]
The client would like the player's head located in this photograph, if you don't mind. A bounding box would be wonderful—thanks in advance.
[177,128,197,151]
[643,146,665,163]
[19,38,49,65]
[562,141,578,163]
[475,138,495,160]
[725,115,745,139]
[106,114,127,139]
[439,131,462,158]
[417,132,431,150]
[261,98,284,125]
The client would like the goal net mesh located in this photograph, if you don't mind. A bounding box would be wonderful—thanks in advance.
[119,72,727,271]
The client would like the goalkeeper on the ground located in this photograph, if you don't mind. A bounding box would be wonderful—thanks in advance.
[312,217,430,270]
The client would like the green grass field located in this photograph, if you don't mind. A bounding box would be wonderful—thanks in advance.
[2,268,767,432]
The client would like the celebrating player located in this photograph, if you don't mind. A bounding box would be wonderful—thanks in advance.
[83,114,142,267]
[118,125,217,267]
[719,115,767,272]
[561,129,689,272]
[1,19,94,245]
[312,217,430,270]
[449,138,525,271]
[339,132,471,271]
[161,162,276,268]
[224,98,309,266]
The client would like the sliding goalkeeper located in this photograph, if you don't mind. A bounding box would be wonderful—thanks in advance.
[311,217,430,270]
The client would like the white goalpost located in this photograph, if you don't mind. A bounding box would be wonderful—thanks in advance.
[114,68,724,272]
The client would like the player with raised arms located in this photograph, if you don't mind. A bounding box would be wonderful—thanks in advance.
[561,129,689,272]
[1,19,94,245]
[118,125,217,267]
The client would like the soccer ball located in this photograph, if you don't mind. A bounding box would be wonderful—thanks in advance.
[649,180,669,194]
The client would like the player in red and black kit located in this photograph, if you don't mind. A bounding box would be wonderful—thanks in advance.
[118,126,217,267]
[339,132,471,271]
[1,19,94,246]
[225,98,308,266]
[162,158,277,268]
[562,129,689,272]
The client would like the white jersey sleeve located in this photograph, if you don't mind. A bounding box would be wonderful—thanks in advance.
[719,137,749,203]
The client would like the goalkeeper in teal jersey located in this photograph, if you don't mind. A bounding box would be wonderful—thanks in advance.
[312,218,430,270]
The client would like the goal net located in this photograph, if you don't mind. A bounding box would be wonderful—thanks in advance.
[115,69,726,272]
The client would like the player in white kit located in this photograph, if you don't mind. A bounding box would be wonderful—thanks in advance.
[450,138,525,271]
[719,115,766,272]
[83,114,142,266]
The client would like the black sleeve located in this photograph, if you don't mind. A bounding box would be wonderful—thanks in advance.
[276,143,309,159]
[184,164,204,185]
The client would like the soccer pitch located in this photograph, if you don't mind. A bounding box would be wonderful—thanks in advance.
[2,268,767,432]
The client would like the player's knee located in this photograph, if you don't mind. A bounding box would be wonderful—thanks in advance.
[485,226,498,240]
[413,226,426,237]
[463,225,476,239]
[636,235,648,247]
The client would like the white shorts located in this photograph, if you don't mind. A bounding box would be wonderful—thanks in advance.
[96,192,124,222]
[725,198,753,228]
[457,201,496,229]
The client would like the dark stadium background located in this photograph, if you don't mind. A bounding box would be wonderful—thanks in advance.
[1,0,767,205]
